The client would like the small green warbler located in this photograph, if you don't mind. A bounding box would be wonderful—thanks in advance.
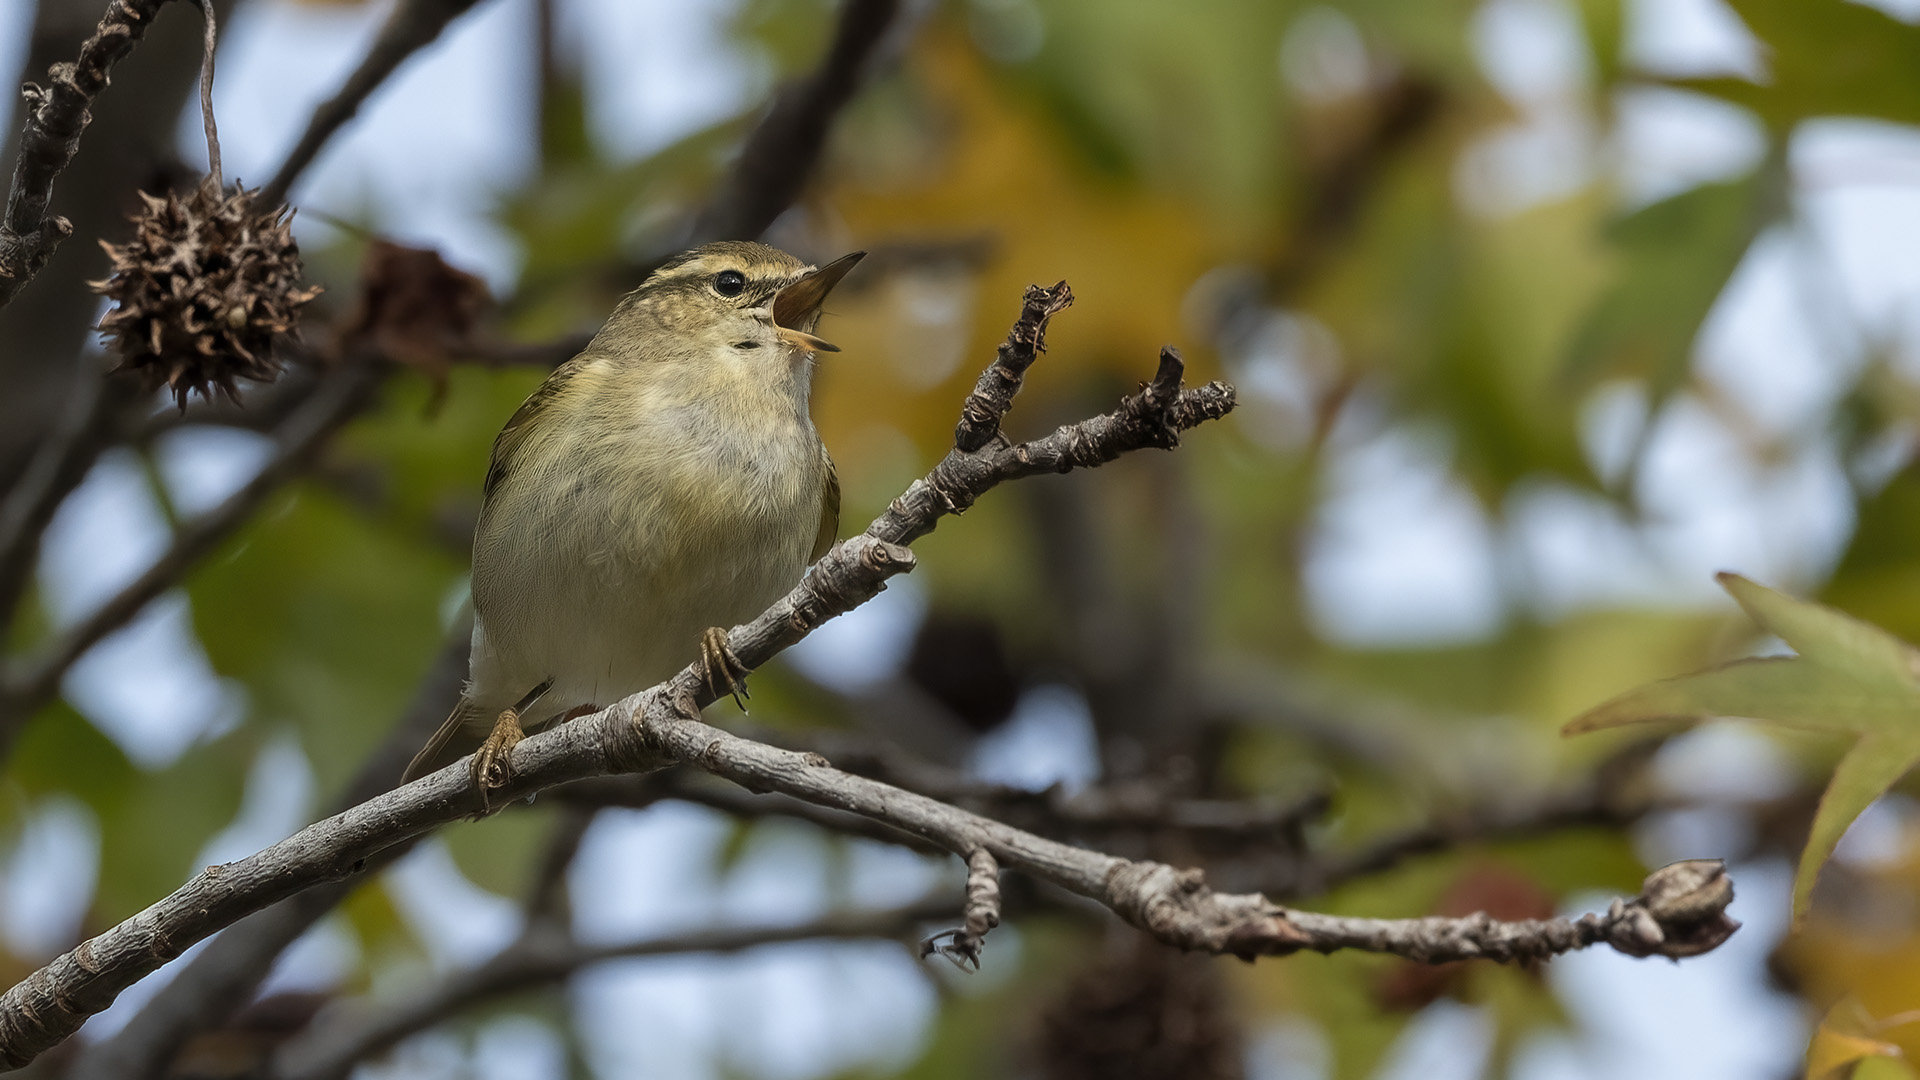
[404,241,864,797]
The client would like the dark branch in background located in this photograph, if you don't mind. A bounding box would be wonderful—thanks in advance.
[0,359,383,747]
[0,371,126,621]
[272,898,953,1080]
[751,722,1330,852]
[257,0,484,208]
[0,0,172,308]
[1268,74,1440,303]
[0,285,1734,1071]
[62,630,472,1080]
[1295,774,1648,899]
[522,804,595,926]
[551,770,946,855]
[690,0,902,243]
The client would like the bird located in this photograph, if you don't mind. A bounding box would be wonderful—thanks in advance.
[402,240,864,801]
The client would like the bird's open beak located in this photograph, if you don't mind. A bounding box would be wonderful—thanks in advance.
[772,251,864,354]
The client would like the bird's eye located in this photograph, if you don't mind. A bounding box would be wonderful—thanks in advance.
[714,270,747,297]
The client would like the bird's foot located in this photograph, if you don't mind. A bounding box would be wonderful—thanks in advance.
[700,626,751,712]
[470,707,526,812]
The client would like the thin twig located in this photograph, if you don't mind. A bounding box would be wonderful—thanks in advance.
[272,898,952,1080]
[922,849,1000,969]
[0,359,382,746]
[0,0,175,308]
[258,0,484,207]
[188,0,218,188]
[953,282,1074,451]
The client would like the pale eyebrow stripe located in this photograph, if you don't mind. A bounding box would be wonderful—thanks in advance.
[654,255,719,280]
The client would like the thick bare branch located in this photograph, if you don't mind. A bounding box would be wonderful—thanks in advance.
[258,0,484,208]
[62,629,470,1080]
[0,0,173,307]
[273,898,951,1080]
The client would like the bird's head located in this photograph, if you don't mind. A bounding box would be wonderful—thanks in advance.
[599,241,865,377]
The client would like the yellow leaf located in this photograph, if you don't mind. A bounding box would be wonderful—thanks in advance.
[1809,999,1909,1080]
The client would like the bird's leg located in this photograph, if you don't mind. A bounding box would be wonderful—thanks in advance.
[700,626,751,712]
[470,709,524,811]
[471,679,552,812]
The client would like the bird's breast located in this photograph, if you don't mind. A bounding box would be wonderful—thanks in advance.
[467,384,826,711]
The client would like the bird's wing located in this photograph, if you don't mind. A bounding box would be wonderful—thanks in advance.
[812,450,840,564]
[482,355,586,506]
[402,696,489,783]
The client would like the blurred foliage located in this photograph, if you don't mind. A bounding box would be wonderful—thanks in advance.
[19,0,1920,1076]
[1570,575,1920,923]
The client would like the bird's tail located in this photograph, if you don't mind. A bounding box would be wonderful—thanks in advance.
[401,696,489,784]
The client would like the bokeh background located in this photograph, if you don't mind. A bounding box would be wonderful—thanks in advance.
[7,0,1920,1076]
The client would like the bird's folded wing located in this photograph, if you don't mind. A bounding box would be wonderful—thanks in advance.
[813,451,840,564]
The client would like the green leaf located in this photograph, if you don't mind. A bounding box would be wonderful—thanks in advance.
[1823,455,1920,644]
[1676,0,1920,132]
[443,804,554,900]
[1564,166,1783,407]
[1565,574,1920,921]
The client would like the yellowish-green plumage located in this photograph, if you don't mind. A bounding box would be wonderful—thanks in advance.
[404,241,859,785]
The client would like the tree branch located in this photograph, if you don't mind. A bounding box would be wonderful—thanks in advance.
[0,0,172,308]
[272,898,952,1080]
[61,628,471,1080]
[748,722,1330,851]
[0,284,1728,1071]
[953,281,1074,451]
[921,849,1000,969]
[640,716,1735,962]
[690,0,903,243]
[0,367,128,624]
[257,0,484,208]
[0,358,383,752]
[550,770,946,855]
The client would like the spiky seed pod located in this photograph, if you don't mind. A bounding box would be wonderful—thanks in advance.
[92,179,321,410]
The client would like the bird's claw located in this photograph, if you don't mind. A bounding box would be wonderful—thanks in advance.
[470,707,525,814]
[700,626,751,712]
